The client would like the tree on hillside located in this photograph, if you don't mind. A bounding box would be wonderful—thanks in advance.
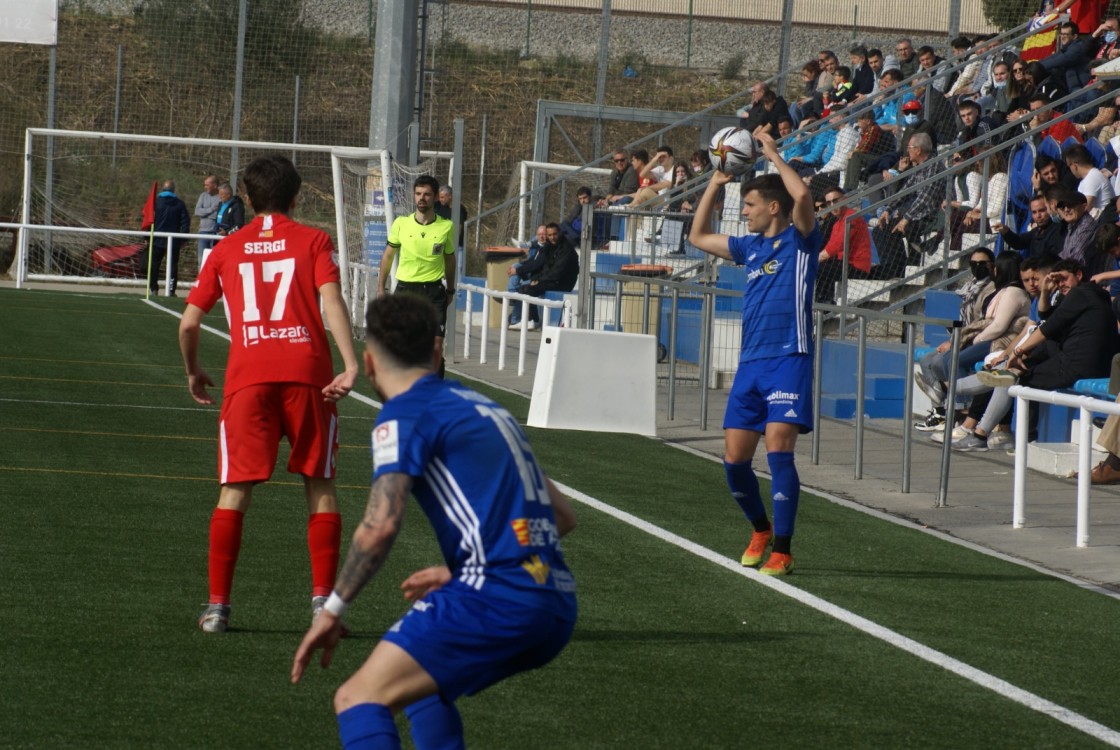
[982,0,1043,30]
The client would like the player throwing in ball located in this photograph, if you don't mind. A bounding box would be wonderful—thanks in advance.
[291,293,577,750]
[179,154,360,633]
[688,132,821,576]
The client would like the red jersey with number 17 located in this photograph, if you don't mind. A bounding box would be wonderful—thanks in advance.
[186,213,341,397]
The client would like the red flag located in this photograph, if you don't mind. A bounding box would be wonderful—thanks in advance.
[140,181,158,230]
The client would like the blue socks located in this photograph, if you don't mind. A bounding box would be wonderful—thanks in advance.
[337,703,399,750]
[767,451,800,549]
[405,694,465,750]
[724,460,770,532]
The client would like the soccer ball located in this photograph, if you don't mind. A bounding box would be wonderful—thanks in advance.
[708,127,757,176]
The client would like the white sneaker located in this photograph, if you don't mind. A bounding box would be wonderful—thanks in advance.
[527,320,539,331]
[931,425,971,444]
[198,603,230,634]
[986,431,1014,449]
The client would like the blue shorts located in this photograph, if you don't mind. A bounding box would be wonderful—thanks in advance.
[723,354,814,434]
[381,581,575,701]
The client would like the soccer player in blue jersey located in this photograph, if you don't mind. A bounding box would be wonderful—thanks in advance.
[689,131,822,576]
[291,294,578,749]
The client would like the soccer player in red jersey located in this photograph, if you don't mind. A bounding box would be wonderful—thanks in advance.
[179,154,360,634]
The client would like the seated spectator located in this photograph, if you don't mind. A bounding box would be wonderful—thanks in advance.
[915,249,1029,432]
[917,46,950,92]
[1033,153,1081,194]
[815,187,873,303]
[1071,84,1118,141]
[1089,221,1120,310]
[560,187,599,244]
[947,36,984,101]
[872,69,905,136]
[1030,94,1082,144]
[613,149,653,206]
[849,45,875,96]
[508,224,547,292]
[599,148,639,208]
[826,66,857,112]
[635,146,676,205]
[994,193,1064,258]
[956,99,994,157]
[793,61,825,123]
[1053,187,1105,273]
[1064,142,1115,216]
[664,162,697,254]
[964,258,1118,445]
[817,51,839,94]
[871,133,946,277]
[863,99,939,205]
[1022,62,1066,105]
[1089,17,1120,68]
[1040,21,1096,96]
[845,108,894,189]
[741,81,789,137]
[979,61,1014,124]
[960,149,1009,237]
[1007,58,1034,113]
[895,38,919,79]
[808,113,860,197]
[507,223,580,329]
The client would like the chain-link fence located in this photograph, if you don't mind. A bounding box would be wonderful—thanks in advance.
[0,0,1079,281]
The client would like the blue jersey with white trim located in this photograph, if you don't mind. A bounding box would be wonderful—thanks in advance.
[727,223,822,362]
[371,375,576,618]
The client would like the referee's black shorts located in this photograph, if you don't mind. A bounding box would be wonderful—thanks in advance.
[394,280,448,335]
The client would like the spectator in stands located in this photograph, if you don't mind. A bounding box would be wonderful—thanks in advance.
[972,257,1117,444]
[195,174,220,260]
[895,38,919,79]
[916,249,1030,435]
[960,150,1009,236]
[1041,21,1096,96]
[917,46,949,92]
[980,61,1014,125]
[863,49,889,97]
[863,99,939,206]
[1023,62,1066,104]
[808,112,860,197]
[793,61,824,123]
[146,179,191,297]
[871,69,904,137]
[561,187,597,244]
[1064,142,1115,216]
[817,51,839,94]
[956,99,994,157]
[1072,85,1118,141]
[1034,153,1080,193]
[788,115,832,176]
[1089,222,1120,306]
[216,182,245,237]
[509,224,547,293]
[815,187,872,303]
[845,108,892,190]
[507,223,579,330]
[664,162,698,254]
[826,66,857,112]
[872,133,946,277]
[1053,187,1105,273]
[611,149,653,206]
[635,146,676,204]
[1030,94,1082,144]
[435,185,468,251]
[994,193,1064,258]
[849,45,875,96]
[742,82,789,137]
[947,36,984,102]
[598,148,639,207]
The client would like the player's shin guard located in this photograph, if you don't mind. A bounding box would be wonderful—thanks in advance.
[337,703,400,750]
[724,461,770,532]
[404,694,465,750]
[308,512,342,598]
[766,451,800,554]
[208,508,244,605]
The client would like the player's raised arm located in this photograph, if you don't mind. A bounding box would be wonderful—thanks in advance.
[756,132,815,237]
[318,281,360,401]
[688,169,735,260]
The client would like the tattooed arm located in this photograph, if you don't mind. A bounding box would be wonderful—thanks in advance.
[291,472,411,683]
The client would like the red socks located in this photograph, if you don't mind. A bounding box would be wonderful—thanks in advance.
[308,512,342,597]
[207,508,245,605]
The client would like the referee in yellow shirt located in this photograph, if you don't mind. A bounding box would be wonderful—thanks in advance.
[378,175,456,373]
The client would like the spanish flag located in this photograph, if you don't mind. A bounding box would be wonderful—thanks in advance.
[1021,13,1061,63]
[511,518,530,546]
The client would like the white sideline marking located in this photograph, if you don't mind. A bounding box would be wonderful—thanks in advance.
[553,480,1120,747]
[144,298,384,411]
[141,298,1119,742]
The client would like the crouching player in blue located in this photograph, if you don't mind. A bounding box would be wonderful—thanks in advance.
[688,132,821,576]
[291,293,577,749]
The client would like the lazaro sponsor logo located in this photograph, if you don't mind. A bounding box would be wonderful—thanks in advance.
[243,324,312,346]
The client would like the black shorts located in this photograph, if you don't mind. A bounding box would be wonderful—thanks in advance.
[394,280,448,335]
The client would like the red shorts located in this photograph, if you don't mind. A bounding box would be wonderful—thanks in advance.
[217,383,339,484]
